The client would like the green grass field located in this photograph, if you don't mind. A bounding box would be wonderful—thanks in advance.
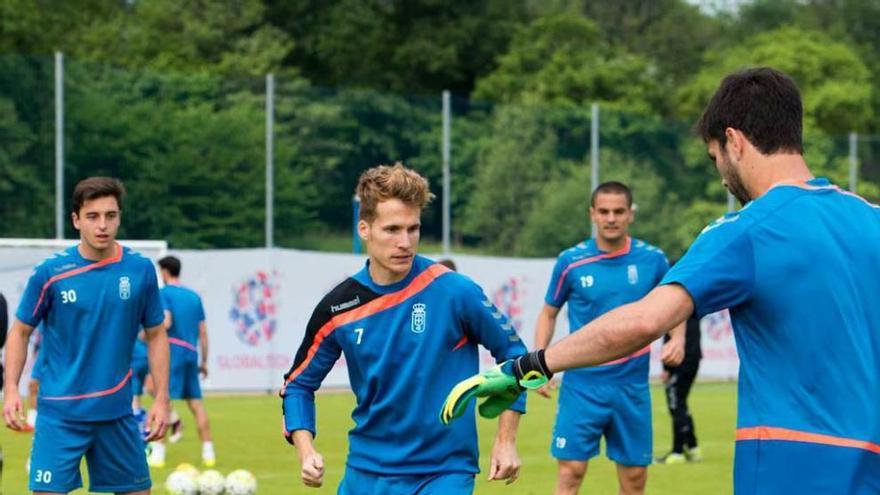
[2,382,736,494]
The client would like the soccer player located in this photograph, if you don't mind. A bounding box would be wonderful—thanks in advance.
[2,176,170,495]
[147,255,214,468]
[281,163,527,494]
[447,67,880,494]
[534,181,684,495]
[655,310,702,464]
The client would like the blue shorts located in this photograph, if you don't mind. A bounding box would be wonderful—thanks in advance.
[130,358,150,396]
[551,382,653,466]
[30,413,151,493]
[170,361,202,400]
[734,439,880,494]
[338,465,475,495]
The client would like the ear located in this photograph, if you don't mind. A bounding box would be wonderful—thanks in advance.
[71,211,80,231]
[357,219,370,241]
[724,128,747,160]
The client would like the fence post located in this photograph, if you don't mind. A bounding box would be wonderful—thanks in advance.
[265,73,275,248]
[55,52,64,239]
[442,90,451,254]
[590,103,600,238]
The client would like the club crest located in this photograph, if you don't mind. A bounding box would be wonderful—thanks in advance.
[411,303,427,333]
[119,276,131,300]
[627,264,639,285]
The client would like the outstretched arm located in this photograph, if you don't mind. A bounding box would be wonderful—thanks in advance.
[545,284,694,372]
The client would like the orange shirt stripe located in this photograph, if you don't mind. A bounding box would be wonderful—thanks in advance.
[284,263,451,387]
[736,426,880,455]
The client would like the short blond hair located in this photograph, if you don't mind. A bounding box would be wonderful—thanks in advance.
[356,162,434,222]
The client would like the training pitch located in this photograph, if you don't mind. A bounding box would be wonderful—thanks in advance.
[2,382,736,494]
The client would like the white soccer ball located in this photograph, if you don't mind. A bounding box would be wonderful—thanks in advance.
[175,462,201,479]
[225,469,257,495]
[198,469,227,495]
[165,470,199,495]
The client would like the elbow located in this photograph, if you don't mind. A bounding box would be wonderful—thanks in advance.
[634,312,667,342]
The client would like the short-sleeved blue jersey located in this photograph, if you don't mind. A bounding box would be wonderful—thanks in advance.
[161,284,205,365]
[544,237,669,384]
[16,244,165,421]
[281,255,528,475]
[663,178,880,491]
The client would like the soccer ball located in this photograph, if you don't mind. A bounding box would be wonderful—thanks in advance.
[175,462,201,479]
[198,469,226,495]
[225,469,257,495]
[165,470,199,495]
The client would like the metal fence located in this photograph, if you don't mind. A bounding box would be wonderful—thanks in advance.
[1,52,877,258]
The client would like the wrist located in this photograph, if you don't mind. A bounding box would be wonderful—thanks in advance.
[513,350,553,382]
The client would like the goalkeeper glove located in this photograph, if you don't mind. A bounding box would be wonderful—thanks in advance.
[439,350,553,425]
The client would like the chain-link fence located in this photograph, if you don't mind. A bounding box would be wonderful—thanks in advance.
[2,53,876,258]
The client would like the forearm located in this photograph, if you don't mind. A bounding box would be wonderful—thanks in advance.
[495,410,521,444]
[292,429,317,456]
[145,325,170,400]
[3,321,32,391]
[534,312,557,350]
[199,325,208,366]
[545,285,693,372]
[669,321,686,342]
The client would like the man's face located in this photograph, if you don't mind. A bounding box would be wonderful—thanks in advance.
[72,195,120,252]
[590,192,633,244]
[360,199,421,279]
[708,139,751,206]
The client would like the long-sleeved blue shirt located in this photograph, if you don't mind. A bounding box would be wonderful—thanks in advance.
[281,255,528,475]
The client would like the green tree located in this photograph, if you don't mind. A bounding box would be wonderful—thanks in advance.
[265,0,529,94]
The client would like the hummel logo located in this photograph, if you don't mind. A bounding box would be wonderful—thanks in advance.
[331,296,360,313]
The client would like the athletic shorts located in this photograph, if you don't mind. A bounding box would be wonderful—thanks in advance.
[29,413,150,493]
[551,382,653,466]
[734,438,880,494]
[170,360,202,400]
[338,465,475,495]
[130,358,150,396]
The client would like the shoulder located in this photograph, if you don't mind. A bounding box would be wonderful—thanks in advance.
[555,241,594,265]
[122,247,156,271]
[314,277,376,319]
[33,248,77,278]
[631,238,668,264]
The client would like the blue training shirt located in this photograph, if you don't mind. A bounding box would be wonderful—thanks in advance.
[161,284,206,366]
[16,244,165,421]
[662,178,880,492]
[281,255,528,475]
[545,237,669,384]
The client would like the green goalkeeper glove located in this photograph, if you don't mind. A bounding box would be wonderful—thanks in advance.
[439,350,553,425]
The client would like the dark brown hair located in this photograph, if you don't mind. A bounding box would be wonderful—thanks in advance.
[696,67,803,154]
[72,177,126,214]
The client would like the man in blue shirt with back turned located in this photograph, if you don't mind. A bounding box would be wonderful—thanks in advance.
[3,177,170,495]
[450,67,880,494]
[147,255,215,468]
[281,162,528,494]
[535,181,684,495]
